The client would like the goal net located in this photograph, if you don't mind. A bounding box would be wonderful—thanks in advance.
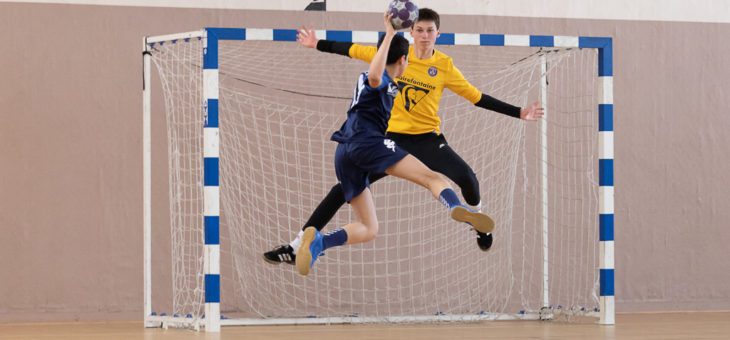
[145,29,601,329]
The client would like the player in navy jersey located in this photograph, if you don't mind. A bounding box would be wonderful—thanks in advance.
[295,12,494,276]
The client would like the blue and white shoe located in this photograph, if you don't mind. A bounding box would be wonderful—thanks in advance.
[450,205,495,234]
[296,227,324,276]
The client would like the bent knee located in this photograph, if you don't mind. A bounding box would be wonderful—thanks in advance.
[454,171,479,190]
[363,222,379,242]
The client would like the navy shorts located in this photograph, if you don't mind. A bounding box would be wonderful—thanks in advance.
[334,138,409,202]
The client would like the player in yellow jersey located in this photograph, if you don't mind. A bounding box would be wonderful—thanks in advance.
[263,8,543,265]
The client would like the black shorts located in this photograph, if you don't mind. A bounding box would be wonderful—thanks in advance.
[385,131,480,205]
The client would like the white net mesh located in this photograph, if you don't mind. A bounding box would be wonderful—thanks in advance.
[150,36,206,321]
[149,33,599,324]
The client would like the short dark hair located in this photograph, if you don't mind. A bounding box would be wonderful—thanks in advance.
[377,34,409,65]
[417,8,440,29]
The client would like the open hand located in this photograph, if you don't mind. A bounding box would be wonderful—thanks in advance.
[520,101,545,121]
[296,25,318,49]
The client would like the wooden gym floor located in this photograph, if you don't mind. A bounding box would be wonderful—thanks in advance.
[0,311,728,340]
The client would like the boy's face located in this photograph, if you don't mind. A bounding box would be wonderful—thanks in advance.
[410,20,439,49]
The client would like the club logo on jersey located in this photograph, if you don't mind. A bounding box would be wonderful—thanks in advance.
[397,81,431,112]
[387,82,399,98]
[428,67,438,77]
[384,139,396,152]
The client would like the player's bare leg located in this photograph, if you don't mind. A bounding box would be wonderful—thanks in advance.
[385,155,494,233]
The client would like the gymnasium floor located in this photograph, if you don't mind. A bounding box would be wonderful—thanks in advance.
[1,311,728,339]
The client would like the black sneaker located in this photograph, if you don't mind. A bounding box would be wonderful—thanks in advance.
[476,232,493,252]
[262,245,296,265]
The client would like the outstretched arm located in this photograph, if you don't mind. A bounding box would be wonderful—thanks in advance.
[475,95,544,121]
[297,25,353,57]
[446,63,544,121]
[297,25,377,62]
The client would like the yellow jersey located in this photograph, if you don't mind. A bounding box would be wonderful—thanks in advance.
[348,44,482,135]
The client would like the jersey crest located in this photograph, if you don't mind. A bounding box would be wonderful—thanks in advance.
[398,81,431,112]
[387,82,399,97]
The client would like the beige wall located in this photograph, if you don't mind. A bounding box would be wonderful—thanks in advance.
[4,0,730,23]
[1,2,729,322]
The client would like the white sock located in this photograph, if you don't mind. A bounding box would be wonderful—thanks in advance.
[469,200,483,213]
[289,230,304,253]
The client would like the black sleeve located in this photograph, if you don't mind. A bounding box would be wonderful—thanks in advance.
[475,93,522,119]
[316,40,354,57]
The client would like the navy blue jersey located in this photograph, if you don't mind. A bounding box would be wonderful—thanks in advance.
[331,71,400,143]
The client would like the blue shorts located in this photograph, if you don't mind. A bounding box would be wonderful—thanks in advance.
[334,138,409,202]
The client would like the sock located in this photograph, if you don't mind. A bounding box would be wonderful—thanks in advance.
[470,200,483,213]
[289,230,304,253]
[438,188,462,209]
[322,228,348,251]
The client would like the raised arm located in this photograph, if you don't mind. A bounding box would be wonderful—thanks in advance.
[297,25,377,62]
[368,12,397,88]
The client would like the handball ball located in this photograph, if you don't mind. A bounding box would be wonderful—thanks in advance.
[388,0,419,30]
